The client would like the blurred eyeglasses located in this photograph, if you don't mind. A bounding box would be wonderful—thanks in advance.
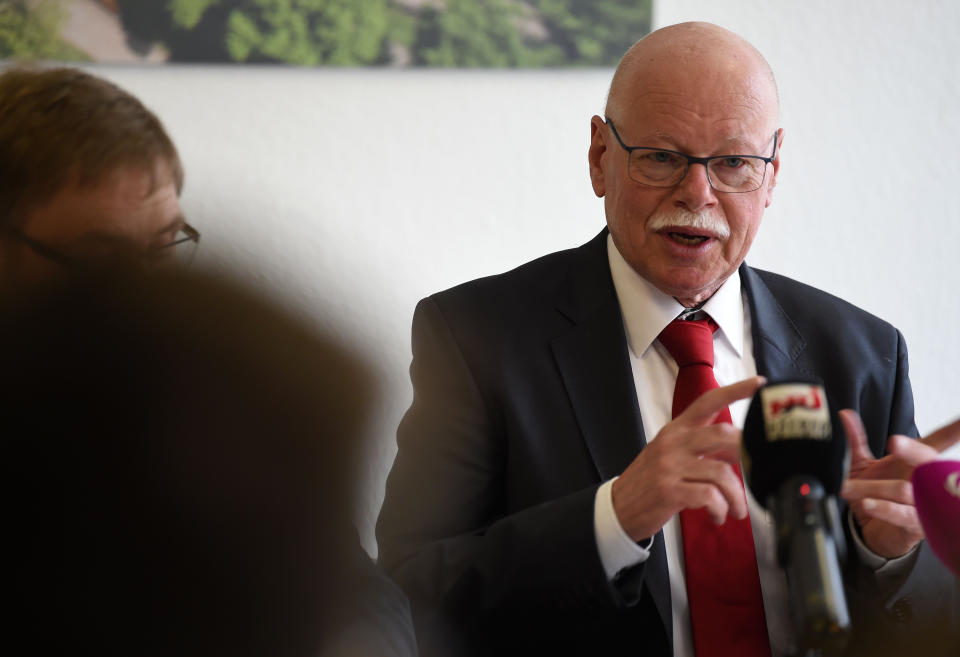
[151,223,201,266]
[3,222,202,271]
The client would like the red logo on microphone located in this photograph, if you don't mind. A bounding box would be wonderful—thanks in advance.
[769,387,822,416]
[761,383,831,441]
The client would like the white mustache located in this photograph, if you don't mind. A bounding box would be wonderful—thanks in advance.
[648,208,730,240]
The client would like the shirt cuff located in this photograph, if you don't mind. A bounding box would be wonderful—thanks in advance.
[594,477,652,580]
[847,508,918,577]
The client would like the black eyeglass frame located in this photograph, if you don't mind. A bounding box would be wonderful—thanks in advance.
[604,117,779,193]
[157,222,201,252]
[2,222,202,270]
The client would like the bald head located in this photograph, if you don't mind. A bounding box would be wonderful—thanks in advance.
[606,22,779,133]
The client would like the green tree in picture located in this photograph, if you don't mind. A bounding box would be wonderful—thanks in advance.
[410,0,562,67]
[169,0,222,31]
[226,0,390,65]
[405,0,649,67]
[121,0,390,65]
[535,0,651,65]
[116,0,651,67]
[0,0,87,61]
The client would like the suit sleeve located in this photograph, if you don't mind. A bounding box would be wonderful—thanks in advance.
[843,329,960,657]
[376,297,641,646]
[887,329,918,439]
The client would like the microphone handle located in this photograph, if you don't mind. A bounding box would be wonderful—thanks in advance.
[773,476,850,655]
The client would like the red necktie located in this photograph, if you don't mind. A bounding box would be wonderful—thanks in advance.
[658,317,771,657]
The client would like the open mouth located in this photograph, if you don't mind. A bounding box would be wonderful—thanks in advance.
[667,231,711,246]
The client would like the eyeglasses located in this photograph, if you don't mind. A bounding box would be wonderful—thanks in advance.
[605,117,778,193]
[153,223,201,266]
[3,223,202,270]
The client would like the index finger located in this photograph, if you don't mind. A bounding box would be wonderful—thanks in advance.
[839,408,876,464]
[677,376,766,427]
[919,417,960,453]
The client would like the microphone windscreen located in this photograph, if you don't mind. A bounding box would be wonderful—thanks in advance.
[742,380,849,508]
[912,460,960,577]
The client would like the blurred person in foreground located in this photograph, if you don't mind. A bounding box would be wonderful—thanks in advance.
[376,21,959,657]
[4,267,416,656]
[0,65,198,288]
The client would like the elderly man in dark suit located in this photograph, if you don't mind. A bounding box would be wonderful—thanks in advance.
[377,21,959,657]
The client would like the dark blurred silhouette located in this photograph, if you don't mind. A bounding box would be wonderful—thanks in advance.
[4,268,416,656]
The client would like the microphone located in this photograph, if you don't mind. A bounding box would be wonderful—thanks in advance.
[912,460,960,576]
[742,380,851,655]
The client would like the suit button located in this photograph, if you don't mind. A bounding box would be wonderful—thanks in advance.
[890,597,913,624]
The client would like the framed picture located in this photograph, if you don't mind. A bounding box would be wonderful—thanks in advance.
[1,0,651,67]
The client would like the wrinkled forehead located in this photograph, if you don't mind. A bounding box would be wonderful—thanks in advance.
[608,26,780,141]
[611,63,778,151]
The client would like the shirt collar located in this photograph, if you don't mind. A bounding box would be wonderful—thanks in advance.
[606,233,744,358]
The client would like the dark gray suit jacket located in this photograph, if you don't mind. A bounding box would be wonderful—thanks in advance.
[377,229,958,656]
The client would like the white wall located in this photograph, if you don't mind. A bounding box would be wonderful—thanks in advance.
[89,0,959,552]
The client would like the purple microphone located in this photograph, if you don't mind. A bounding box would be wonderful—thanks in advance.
[912,460,960,577]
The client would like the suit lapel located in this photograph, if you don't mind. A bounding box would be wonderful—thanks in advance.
[550,230,671,645]
[550,231,646,480]
[741,264,810,381]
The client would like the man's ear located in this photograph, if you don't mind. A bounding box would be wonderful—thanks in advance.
[588,115,608,198]
[764,128,784,208]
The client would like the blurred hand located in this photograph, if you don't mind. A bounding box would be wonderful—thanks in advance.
[611,376,766,541]
[839,411,960,558]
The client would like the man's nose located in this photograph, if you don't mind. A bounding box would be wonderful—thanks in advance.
[673,162,718,212]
